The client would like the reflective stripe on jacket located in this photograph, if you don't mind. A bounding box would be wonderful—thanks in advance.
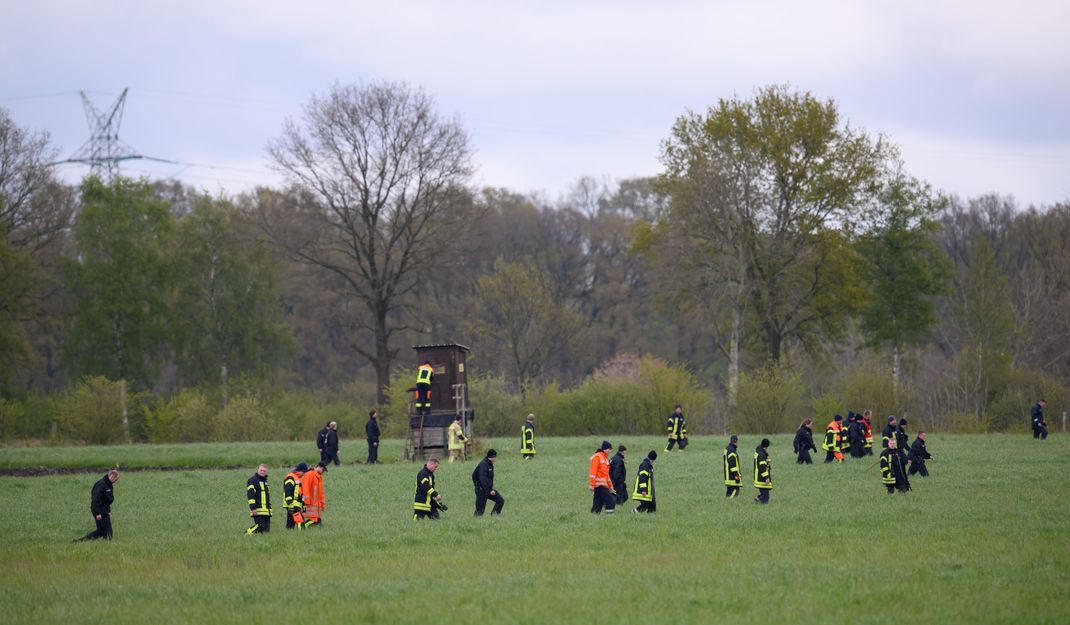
[300,470,324,521]
[724,444,742,486]
[521,422,536,454]
[247,475,271,516]
[589,450,613,490]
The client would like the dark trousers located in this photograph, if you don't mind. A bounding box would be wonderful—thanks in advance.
[591,486,616,513]
[416,384,431,414]
[321,449,340,466]
[247,515,270,535]
[475,490,505,515]
[865,446,874,456]
[726,485,740,498]
[634,500,656,513]
[78,514,113,541]
[666,437,685,450]
[755,488,770,504]
[796,449,813,464]
[285,509,303,529]
[413,509,440,520]
[1034,425,1048,439]
[367,439,379,463]
[908,461,928,477]
[824,450,838,463]
[521,452,534,460]
[851,441,865,458]
[614,486,629,504]
[885,484,896,494]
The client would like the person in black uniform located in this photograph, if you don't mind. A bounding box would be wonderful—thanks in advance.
[847,412,865,458]
[724,435,743,497]
[319,421,340,466]
[609,445,628,505]
[895,419,910,467]
[793,419,817,464]
[472,449,504,516]
[880,439,910,494]
[881,416,897,448]
[1032,400,1048,439]
[366,410,381,464]
[246,464,272,534]
[754,438,772,504]
[74,469,120,542]
[413,457,445,520]
[665,404,688,451]
[632,450,657,513]
[908,431,933,476]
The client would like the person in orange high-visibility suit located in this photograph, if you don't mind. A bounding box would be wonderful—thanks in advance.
[589,440,616,514]
[300,462,327,527]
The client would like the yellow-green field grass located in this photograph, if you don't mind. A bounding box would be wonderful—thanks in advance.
[1,434,1067,624]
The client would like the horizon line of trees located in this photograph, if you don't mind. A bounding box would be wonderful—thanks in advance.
[1,82,1067,441]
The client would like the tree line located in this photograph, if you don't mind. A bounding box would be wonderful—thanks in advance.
[1,83,1066,441]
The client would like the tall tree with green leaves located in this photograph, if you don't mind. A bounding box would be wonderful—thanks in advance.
[659,85,893,397]
[860,177,951,394]
[174,196,294,407]
[65,176,175,391]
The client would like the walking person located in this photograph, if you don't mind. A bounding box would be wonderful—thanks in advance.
[472,449,504,516]
[318,421,340,466]
[589,440,616,514]
[366,410,381,464]
[632,451,657,513]
[861,410,874,456]
[908,432,933,477]
[609,445,629,505]
[300,463,327,527]
[896,419,911,467]
[246,464,271,534]
[724,435,743,498]
[754,438,772,504]
[282,463,308,529]
[413,457,446,520]
[448,415,468,463]
[880,439,911,494]
[794,419,817,464]
[665,404,688,451]
[521,414,536,459]
[74,469,120,542]
[1032,400,1048,439]
[823,415,844,463]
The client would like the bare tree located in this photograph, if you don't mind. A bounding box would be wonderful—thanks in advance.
[260,82,473,403]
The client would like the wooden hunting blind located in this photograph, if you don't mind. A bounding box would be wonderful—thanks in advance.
[405,343,473,461]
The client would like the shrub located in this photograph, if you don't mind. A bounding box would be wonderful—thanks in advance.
[60,377,138,444]
[209,395,285,442]
[729,365,807,433]
[145,389,215,443]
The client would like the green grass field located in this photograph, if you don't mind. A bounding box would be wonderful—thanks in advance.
[1,434,1068,625]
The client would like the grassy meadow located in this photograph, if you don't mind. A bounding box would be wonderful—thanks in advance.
[1,434,1068,625]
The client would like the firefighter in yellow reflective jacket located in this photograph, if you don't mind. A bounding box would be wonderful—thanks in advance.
[880,438,911,494]
[520,414,536,459]
[415,361,434,415]
[666,404,688,451]
[282,462,307,530]
[246,464,271,534]
[754,438,772,504]
[724,435,743,497]
[413,457,446,519]
[632,450,657,513]
[448,416,468,463]
[823,415,844,463]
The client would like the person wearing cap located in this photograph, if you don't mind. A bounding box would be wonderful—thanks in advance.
[882,416,898,449]
[521,414,536,459]
[448,415,468,463]
[1031,400,1048,439]
[632,450,657,513]
[609,445,628,504]
[414,457,445,520]
[895,419,910,467]
[300,462,327,527]
[908,431,933,477]
[724,435,743,497]
[589,440,616,514]
[246,464,272,534]
[847,412,865,458]
[753,438,772,504]
[823,415,844,463]
[793,419,817,464]
[472,449,504,516]
[880,438,910,494]
[282,463,308,529]
[665,404,688,451]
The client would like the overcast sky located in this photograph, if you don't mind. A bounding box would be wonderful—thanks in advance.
[3,0,1068,207]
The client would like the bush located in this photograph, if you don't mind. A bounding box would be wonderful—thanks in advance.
[730,365,807,433]
[209,395,285,442]
[60,377,143,444]
[468,372,525,438]
[145,389,215,443]
[0,397,23,440]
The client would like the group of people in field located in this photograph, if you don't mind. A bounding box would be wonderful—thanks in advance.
[72,400,1052,539]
